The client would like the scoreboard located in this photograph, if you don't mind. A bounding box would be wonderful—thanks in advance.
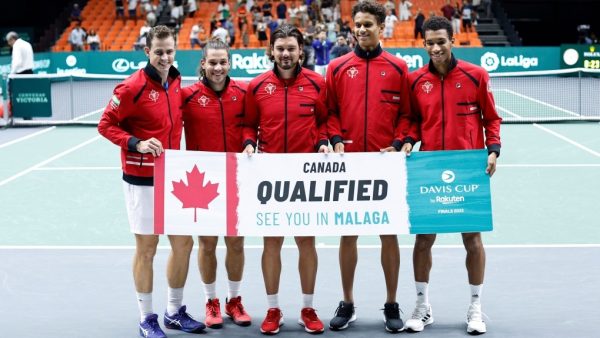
[561,44,600,69]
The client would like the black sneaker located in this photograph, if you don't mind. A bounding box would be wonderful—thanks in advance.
[329,301,356,331]
[383,302,404,333]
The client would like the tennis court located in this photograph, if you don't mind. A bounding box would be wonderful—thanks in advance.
[1,89,599,337]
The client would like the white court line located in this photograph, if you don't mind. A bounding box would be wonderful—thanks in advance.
[0,126,56,149]
[499,88,579,117]
[533,124,600,158]
[1,244,599,250]
[496,105,522,119]
[0,135,102,187]
[499,164,600,168]
[73,108,104,121]
[33,166,120,171]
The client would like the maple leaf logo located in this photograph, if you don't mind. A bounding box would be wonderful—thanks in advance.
[171,165,220,222]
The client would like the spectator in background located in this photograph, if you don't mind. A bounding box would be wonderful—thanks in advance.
[399,0,413,21]
[134,32,147,50]
[321,0,334,22]
[340,20,352,39]
[298,1,308,27]
[5,32,34,74]
[140,21,152,38]
[185,0,198,18]
[481,0,492,18]
[115,0,125,21]
[384,8,399,40]
[288,2,299,27]
[384,0,396,16]
[441,0,454,21]
[210,14,218,33]
[87,29,101,51]
[140,0,152,16]
[330,34,352,59]
[190,21,207,48]
[276,0,287,25]
[304,19,316,39]
[218,0,231,25]
[256,15,268,47]
[267,16,279,37]
[224,16,236,47]
[70,3,82,22]
[250,2,262,33]
[461,0,474,33]
[312,30,333,76]
[452,2,461,34]
[237,2,248,30]
[69,22,86,52]
[128,0,138,20]
[414,8,425,39]
[147,9,157,27]
[262,0,273,21]
[241,20,250,47]
[212,22,230,44]
[302,34,315,71]
[326,18,338,43]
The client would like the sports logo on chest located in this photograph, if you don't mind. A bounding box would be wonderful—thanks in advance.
[421,81,433,94]
[149,89,160,102]
[265,83,277,95]
[198,95,210,107]
[347,66,359,79]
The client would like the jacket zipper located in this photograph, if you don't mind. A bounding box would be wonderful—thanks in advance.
[441,76,445,150]
[364,59,370,152]
[219,97,227,151]
[166,86,173,149]
[284,85,288,153]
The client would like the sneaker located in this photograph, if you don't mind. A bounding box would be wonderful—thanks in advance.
[466,304,487,335]
[260,308,284,335]
[163,305,206,333]
[139,314,167,338]
[225,296,252,326]
[205,298,224,329]
[404,302,434,332]
[329,301,356,331]
[298,307,325,333]
[382,302,404,333]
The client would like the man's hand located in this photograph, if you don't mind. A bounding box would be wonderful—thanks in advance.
[333,143,344,154]
[318,144,330,153]
[486,152,498,177]
[401,143,413,156]
[243,144,255,156]
[136,138,164,157]
[380,146,397,152]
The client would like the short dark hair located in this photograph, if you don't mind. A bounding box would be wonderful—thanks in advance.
[422,16,454,40]
[146,25,175,49]
[351,0,386,25]
[200,38,231,77]
[267,24,304,61]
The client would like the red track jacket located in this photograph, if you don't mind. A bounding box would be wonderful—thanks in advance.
[406,56,502,155]
[326,44,412,152]
[181,77,247,152]
[243,65,328,153]
[98,65,182,185]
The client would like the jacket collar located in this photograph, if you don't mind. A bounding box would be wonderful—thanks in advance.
[272,63,302,82]
[354,43,383,59]
[428,54,458,76]
[143,63,180,85]
[202,75,231,97]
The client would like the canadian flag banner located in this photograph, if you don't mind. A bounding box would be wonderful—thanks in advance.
[154,150,493,236]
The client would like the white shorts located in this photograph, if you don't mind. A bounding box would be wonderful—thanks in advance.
[314,64,328,77]
[123,182,155,235]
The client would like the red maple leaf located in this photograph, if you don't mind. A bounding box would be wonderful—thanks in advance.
[171,165,220,222]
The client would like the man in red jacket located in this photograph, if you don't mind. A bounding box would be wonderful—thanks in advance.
[98,26,205,338]
[401,16,501,335]
[326,0,412,333]
[243,24,329,335]
[180,38,252,329]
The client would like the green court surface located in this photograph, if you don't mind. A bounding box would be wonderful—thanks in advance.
[1,123,599,247]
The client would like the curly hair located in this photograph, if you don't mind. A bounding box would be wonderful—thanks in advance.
[351,0,386,25]
[422,16,454,40]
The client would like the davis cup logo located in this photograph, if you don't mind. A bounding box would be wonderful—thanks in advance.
[441,170,455,184]
[481,52,500,72]
[265,83,276,95]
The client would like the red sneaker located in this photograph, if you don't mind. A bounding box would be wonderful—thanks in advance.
[298,307,324,333]
[205,298,223,329]
[260,308,284,335]
[225,296,252,326]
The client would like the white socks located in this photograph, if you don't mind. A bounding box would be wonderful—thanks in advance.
[302,294,314,309]
[203,282,217,301]
[470,284,483,305]
[415,281,429,305]
[167,287,184,316]
[228,280,242,299]
[136,292,153,322]
[267,294,279,309]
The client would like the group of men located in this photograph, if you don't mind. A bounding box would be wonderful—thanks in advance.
[98,1,501,338]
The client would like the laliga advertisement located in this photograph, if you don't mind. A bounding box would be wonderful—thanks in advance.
[155,150,493,236]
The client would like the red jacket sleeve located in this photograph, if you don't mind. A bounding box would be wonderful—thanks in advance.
[394,65,413,149]
[325,64,342,146]
[97,83,138,151]
[315,76,329,150]
[478,72,502,154]
[242,81,259,148]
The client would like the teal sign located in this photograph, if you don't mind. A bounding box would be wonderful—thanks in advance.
[9,77,52,118]
[406,150,493,234]
[560,44,600,69]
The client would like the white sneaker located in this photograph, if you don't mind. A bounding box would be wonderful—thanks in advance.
[404,302,433,332]
[466,304,487,335]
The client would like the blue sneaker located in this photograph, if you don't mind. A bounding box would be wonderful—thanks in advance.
[139,314,167,338]
[164,305,206,333]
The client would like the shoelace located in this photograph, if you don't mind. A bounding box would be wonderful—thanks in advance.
[467,306,490,322]
[148,318,162,332]
[334,303,354,317]
[411,305,429,319]
[208,301,220,316]
[232,300,246,314]
[383,306,403,319]
[303,309,319,322]
[266,309,281,322]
